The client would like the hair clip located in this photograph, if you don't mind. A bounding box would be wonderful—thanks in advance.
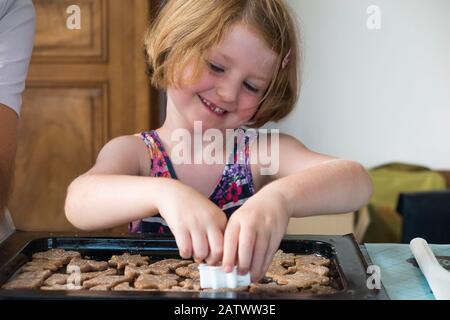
[281,49,291,70]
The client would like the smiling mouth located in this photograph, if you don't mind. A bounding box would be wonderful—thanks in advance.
[198,95,227,116]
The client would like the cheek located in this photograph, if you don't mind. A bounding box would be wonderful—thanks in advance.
[238,95,261,117]
[169,78,208,102]
[183,74,213,96]
[179,62,211,91]
[196,70,216,88]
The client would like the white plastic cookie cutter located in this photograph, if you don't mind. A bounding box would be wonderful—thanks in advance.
[409,238,450,300]
[198,264,251,289]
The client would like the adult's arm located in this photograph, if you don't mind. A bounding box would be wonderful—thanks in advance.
[0,0,36,114]
[0,104,18,223]
[0,0,36,222]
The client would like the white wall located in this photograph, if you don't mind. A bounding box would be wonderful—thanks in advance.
[268,0,450,170]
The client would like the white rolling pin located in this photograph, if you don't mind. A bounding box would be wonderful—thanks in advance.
[410,238,450,300]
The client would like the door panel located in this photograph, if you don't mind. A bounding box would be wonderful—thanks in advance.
[33,0,106,62]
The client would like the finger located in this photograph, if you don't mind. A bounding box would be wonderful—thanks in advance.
[205,227,224,266]
[250,232,270,282]
[173,227,192,259]
[191,230,209,263]
[222,220,240,273]
[237,225,256,275]
[261,234,283,278]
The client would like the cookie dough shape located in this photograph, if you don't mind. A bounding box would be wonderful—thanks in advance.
[32,249,80,265]
[108,253,149,269]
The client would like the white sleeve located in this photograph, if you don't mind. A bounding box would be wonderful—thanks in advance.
[0,0,36,116]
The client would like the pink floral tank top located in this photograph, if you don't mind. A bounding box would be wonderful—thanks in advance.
[129,128,258,234]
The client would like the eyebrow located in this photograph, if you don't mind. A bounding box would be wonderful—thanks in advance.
[217,52,269,83]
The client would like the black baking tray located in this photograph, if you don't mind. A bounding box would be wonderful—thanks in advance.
[0,234,388,300]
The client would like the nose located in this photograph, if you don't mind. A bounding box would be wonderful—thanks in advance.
[216,79,239,104]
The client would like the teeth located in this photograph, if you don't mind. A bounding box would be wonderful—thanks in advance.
[213,107,225,114]
[200,96,226,115]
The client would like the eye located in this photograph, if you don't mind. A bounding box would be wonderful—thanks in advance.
[244,82,259,93]
[208,62,224,73]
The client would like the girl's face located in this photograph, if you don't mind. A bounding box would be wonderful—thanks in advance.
[166,23,278,131]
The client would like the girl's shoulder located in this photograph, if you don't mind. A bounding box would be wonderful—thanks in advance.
[134,130,158,148]
[247,129,278,191]
[88,134,149,176]
[133,130,163,176]
[251,132,337,182]
[249,132,314,187]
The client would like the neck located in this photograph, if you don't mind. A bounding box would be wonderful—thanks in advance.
[157,105,204,148]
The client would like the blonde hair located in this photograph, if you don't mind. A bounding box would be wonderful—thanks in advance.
[144,0,301,128]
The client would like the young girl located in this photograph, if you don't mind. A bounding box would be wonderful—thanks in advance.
[65,0,373,281]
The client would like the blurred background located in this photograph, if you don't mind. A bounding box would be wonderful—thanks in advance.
[267,0,450,243]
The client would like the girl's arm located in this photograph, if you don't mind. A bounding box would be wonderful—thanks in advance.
[65,135,165,230]
[65,135,227,265]
[0,105,18,223]
[223,133,373,280]
[264,134,373,218]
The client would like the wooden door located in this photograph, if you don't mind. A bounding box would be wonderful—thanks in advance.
[9,0,160,232]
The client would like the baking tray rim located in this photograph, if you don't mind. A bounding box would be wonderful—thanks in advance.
[0,234,388,300]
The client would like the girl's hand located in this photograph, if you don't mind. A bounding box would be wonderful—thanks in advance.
[157,180,227,265]
[222,188,291,282]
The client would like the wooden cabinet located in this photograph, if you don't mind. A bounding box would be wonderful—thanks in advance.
[9,0,160,232]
